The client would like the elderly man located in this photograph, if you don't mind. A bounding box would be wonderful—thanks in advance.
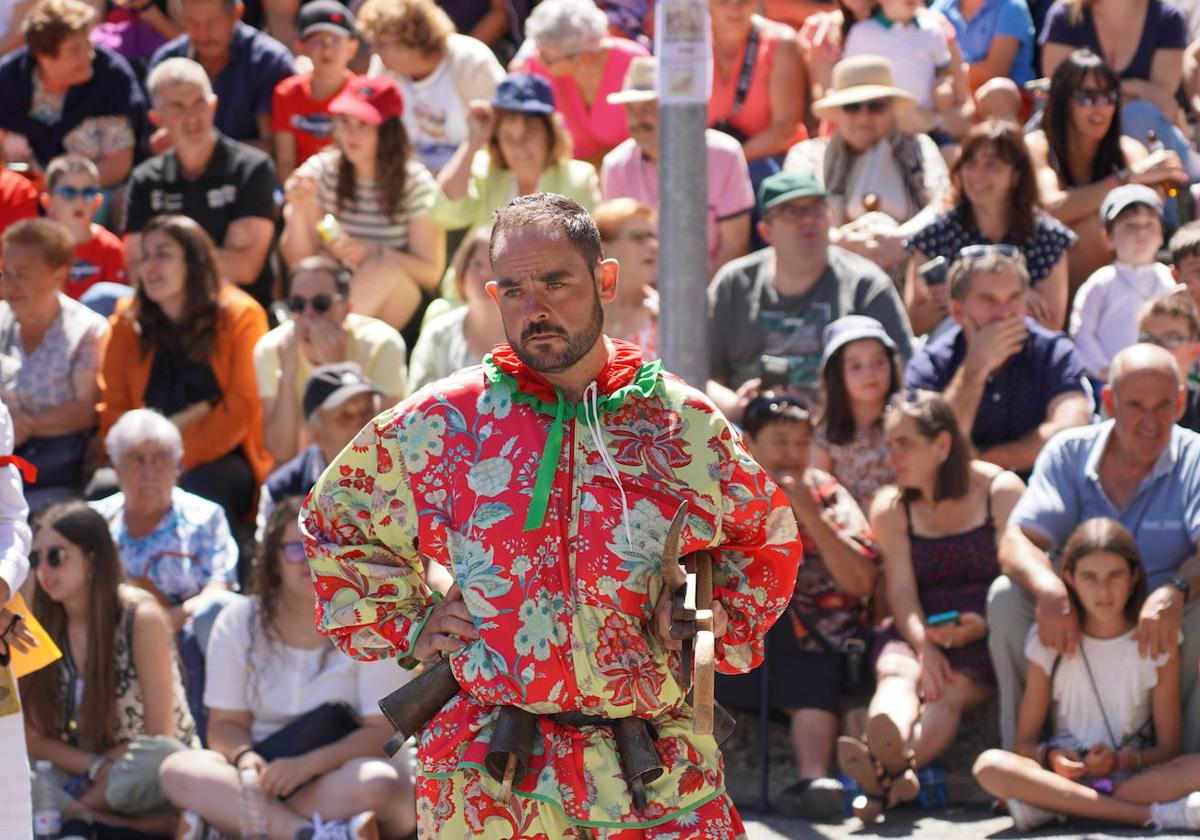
[148,0,294,148]
[707,170,914,420]
[124,58,279,309]
[302,192,802,838]
[990,343,1200,751]
[906,247,1092,474]
[601,55,754,277]
[254,255,407,462]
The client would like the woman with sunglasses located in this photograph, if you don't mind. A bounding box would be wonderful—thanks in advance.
[20,500,198,838]
[159,497,417,840]
[905,120,1077,336]
[1027,49,1186,293]
[100,215,271,535]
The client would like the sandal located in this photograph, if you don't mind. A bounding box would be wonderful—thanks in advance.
[866,714,920,807]
[837,735,885,797]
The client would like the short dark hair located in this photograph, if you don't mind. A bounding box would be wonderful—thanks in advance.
[23,0,96,58]
[45,153,98,191]
[1060,517,1148,624]
[290,254,350,298]
[1169,220,1200,266]
[889,390,974,503]
[742,392,811,438]
[490,192,602,272]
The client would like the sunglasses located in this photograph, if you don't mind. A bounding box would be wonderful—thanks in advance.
[53,186,101,201]
[958,243,1022,262]
[287,294,336,314]
[280,541,307,564]
[1073,88,1119,108]
[842,99,891,114]
[30,547,68,568]
[1139,331,1192,351]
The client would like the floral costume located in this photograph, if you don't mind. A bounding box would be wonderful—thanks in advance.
[302,339,802,839]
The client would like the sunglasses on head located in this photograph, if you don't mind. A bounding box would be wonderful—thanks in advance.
[30,547,68,568]
[287,294,335,314]
[280,541,307,564]
[842,98,891,115]
[53,186,101,201]
[1072,87,1119,108]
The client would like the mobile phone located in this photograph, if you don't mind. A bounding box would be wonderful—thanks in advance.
[759,354,790,389]
[926,610,961,627]
[918,255,949,287]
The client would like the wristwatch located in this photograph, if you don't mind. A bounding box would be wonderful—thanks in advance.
[1168,577,1192,601]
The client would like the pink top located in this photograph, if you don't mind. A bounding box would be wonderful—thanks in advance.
[527,37,649,163]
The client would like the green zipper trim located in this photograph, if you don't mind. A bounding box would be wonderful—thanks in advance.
[422,760,725,829]
[480,355,664,531]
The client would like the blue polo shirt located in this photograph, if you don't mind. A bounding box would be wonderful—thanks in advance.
[932,0,1036,87]
[149,22,295,143]
[1011,421,1200,589]
[906,317,1089,453]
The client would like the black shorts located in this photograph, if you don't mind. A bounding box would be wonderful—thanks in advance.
[715,618,843,715]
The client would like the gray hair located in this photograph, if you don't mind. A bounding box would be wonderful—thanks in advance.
[947,250,1030,302]
[105,409,184,467]
[525,0,607,55]
[147,57,215,107]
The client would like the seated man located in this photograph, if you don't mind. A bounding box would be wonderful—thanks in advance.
[254,255,407,462]
[989,343,1200,752]
[905,247,1092,474]
[255,362,382,540]
[707,170,913,421]
[601,56,753,278]
[124,57,279,310]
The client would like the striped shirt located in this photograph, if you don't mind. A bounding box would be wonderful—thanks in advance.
[298,149,436,250]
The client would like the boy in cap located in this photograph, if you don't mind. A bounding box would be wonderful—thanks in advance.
[272,0,360,178]
[1070,183,1176,381]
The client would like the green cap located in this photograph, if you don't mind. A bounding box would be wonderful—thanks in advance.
[757,170,826,213]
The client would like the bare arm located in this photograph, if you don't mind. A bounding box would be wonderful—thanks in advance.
[967,35,1020,92]
[871,489,928,649]
[1028,254,1069,332]
[709,213,751,278]
[1142,655,1182,767]
[261,340,303,463]
[207,707,256,765]
[979,391,1091,473]
[1185,40,1200,116]
[219,217,275,286]
[1013,658,1054,760]
[280,200,323,268]
[468,0,512,47]
[903,249,950,337]
[1121,49,1185,121]
[1040,42,1073,79]
[436,138,484,202]
[741,31,805,161]
[130,600,179,737]
[941,355,988,437]
[273,132,298,182]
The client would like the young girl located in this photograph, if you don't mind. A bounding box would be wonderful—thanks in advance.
[974,518,1200,832]
[811,315,902,515]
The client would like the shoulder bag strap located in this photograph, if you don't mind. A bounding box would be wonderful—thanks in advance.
[728,17,761,119]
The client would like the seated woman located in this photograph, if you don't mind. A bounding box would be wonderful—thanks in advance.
[1028,49,1186,293]
[100,215,271,533]
[838,390,1024,821]
[595,198,658,360]
[19,501,198,838]
[715,393,879,822]
[518,0,649,166]
[707,0,806,186]
[159,498,417,840]
[406,227,504,395]
[433,72,600,234]
[281,75,446,348]
[905,120,1076,336]
[357,0,505,174]
[0,219,108,510]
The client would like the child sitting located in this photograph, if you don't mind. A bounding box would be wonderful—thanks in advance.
[1069,184,1175,381]
[40,154,126,305]
[1136,291,1200,433]
[1168,221,1200,385]
[974,518,1200,833]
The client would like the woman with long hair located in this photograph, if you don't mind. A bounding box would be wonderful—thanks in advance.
[159,497,416,839]
[906,119,1077,335]
[20,501,196,836]
[1027,49,1186,292]
[281,75,446,347]
[99,214,270,530]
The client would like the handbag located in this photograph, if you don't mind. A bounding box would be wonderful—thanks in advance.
[791,604,873,697]
[252,701,361,761]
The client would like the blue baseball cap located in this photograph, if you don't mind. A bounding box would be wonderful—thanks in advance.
[492,73,556,115]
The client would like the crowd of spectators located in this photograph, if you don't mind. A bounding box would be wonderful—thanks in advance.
[7,0,1200,835]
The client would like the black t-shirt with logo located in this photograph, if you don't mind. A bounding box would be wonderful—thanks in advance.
[124,132,279,307]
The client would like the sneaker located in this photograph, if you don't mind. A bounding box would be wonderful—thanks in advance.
[175,810,228,840]
[1149,792,1200,831]
[773,777,846,822]
[295,811,380,840]
[1007,798,1058,831]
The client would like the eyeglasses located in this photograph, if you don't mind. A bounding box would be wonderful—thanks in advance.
[53,186,101,201]
[288,294,336,314]
[30,547,68,568]
[743,393,810,427]
[1139,331,1192,351]
[1073,87,1119,108]
[958,243,1022,262]
[280,541,307,564]
[842,98,891,115]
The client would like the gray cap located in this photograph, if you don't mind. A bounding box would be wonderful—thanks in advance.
[820,315,896,370]
[1100,183,1163,225]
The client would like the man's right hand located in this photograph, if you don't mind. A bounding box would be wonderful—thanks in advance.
[411,584,478,662]
[962,316,1027,380]
[1035,582,1080,655]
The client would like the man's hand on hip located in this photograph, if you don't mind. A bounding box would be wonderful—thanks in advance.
[412,584,478,662]
[1136,585,1184,659]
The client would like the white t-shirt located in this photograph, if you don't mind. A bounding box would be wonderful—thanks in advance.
[1069,261,1177,379]
[1025,625,1171,752]
[842,11,951,110]
[205,596,412,743]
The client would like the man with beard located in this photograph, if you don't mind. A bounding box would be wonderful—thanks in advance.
[302,192,803,838]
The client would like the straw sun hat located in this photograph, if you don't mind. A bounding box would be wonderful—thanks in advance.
[811,55,917,120]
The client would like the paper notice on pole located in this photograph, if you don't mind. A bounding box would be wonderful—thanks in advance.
[654,0,711,105]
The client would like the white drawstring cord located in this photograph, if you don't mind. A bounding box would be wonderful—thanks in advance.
[583,380,634,547]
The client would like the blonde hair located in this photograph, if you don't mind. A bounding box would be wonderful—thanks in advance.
[594,198,655,243]
[358,0,454,57]
[23,0,96,58]
[45,154,98,190]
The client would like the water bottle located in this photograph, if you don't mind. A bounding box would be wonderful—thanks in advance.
[32,760,62,840]
[238,766,268,840]
[916,763,948,809]
[836,773,862,817]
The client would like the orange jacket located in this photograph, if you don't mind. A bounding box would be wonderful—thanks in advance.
[99,285,273,486]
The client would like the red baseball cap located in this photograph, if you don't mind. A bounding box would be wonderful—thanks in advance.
[329,76,404,126]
